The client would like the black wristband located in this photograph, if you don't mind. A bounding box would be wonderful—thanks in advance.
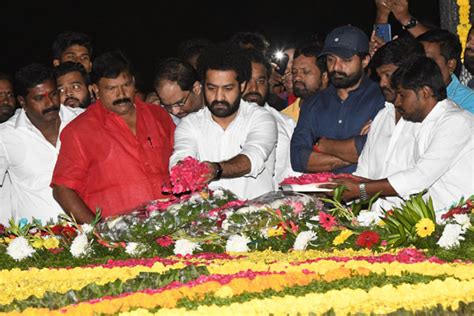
[402,17,418,30]
[214,162,223,180]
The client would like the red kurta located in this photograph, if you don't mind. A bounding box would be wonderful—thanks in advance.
[51,97,175,217]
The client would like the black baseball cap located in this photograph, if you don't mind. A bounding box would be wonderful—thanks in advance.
[319,25,369,59]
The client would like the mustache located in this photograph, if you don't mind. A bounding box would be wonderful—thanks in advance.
[65,97,79,103]
[330,71,349,78]
[243,92,263,99]
[112,97,132,106]
[42,105,60,115]
[210,100,230,107]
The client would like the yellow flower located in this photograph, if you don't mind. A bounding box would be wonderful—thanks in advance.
[31,238,44,249]
[333,229,353,246]
[199,191,209,199]
[267,226,285,237]
[214,285,234,298]
[415,218,435,238]
[43,237,60,249]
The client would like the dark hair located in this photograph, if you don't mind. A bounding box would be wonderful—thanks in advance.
[228,32,270,52]
[53,61,90,85]
[371,36,425,70]
[294,43,328,73]
[178,38,213,62]
[14,63,55,97]
[197,44,251,84]
[0,72,13,84]
[391,56,447,101]
[153,58,198,91]
[417,29,462,75]
[243,48,272,79]
[52,31,93,59]
[90,50,133,84]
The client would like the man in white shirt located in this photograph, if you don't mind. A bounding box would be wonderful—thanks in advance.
[0,64,83,223]
[241,48,299,185]
[354,36,425,212]
[328,56,474,218]
[170,45,278,199]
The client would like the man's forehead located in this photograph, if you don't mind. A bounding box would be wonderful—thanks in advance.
[57,71,86,83]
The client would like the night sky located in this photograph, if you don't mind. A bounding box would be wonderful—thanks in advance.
[2,0,440,92]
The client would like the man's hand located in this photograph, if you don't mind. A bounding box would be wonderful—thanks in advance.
[359,119,372,136]
[389,0,411,24]
[369,31,386,58]
[202,161,218,184]
[320,177,363,201]
[375,0,391,23]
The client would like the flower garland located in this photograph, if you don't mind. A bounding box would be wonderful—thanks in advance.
[457,0,472,56]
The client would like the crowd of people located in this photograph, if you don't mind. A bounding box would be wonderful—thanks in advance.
[0,0,473,225]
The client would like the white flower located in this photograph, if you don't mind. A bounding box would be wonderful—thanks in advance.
[293,231,317,251]
[236,205,260,214]
[225,234,251,252]
[6,236,35,261]
[437,224,465,249]
[356,210,382,227]
[125,242,147,256]
[106,217,123,230]
[81,224,93,234]
[213,189,225,199]
[221,219,230,231]
[453,214,471,230]
[173,239,201,256]
[70,233,91,258]
[260,228,269,239]
[306,216,319,230]
[189,193,202,204]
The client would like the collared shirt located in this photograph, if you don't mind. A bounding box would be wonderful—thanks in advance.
[170,100,277,199]
[0,106,83,223]
[447,74,474,113]
[354,102,418,212]
[281,98,301,123]
[290,76,385,173]
[264,103,300,184]
[388,99,474,216]
[51,98,175,218]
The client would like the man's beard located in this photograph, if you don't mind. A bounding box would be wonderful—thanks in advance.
[381,87,396,103]
[0,104,15,123]
[242,91,265,106]
[293,81,314,99]
[329,67,364,89]
[464,53,474,74]
[64,93,92,108]
[205,94,241,118]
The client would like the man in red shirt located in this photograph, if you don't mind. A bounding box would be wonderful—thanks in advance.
[51,51,175,223]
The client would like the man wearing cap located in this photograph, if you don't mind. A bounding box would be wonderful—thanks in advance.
[291,25,384,174]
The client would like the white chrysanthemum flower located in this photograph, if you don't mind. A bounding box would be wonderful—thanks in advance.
[173,239,201,256]
[125,242,147,256]
[293,231,317,251]
[70,233,91,258]
[213,189,225,199]
[221,219,230,231]
[437,224,465,249]
[357,210,382,227]
[225,234,251,252]
[6,236,35,261]
[81,224,93,234]
[453,214,471,230]
[189,193,202,204]
[236,205,260,214]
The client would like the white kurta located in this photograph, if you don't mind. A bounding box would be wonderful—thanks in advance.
[388,99,474,216]
[355,102,418,212]
[170,100,277,199]
[0,105,83,223]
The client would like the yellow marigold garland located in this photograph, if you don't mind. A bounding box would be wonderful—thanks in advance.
[457,0,472,57]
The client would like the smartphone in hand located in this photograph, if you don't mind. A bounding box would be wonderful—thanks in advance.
[374,23,392,43]
[271,52,290,76]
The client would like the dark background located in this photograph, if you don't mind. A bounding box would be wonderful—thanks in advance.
[1,0,440,92]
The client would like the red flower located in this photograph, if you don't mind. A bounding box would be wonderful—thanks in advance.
[356,231,380,249]
[319,211,337,232]
[47,247,64,254]
[0,224,5,236]
[156,236,174,247]
[162,157,212,195]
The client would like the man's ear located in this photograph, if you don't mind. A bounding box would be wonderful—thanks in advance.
[419,85,435,100]
[192,81,202,95]
[92,84,99,99]
[17,96,26,109]
[53,59,60,67]
[447,58,457,74]
[321,71,329,89]
[361,54,371,69]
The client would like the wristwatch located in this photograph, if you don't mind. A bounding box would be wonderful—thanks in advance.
[213,162,223,181]
[402,17,418,30]
[359,183,368,201]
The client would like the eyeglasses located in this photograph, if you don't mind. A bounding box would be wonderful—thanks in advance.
[161,91,191,109]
